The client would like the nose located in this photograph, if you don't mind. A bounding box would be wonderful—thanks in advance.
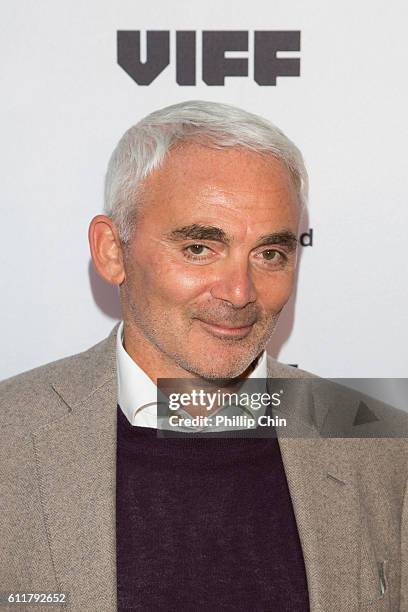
[210,256,257,308]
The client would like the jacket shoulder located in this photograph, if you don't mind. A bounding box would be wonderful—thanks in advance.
[0,327,118,429]
[266,355,317,379]
[267,355,408,440]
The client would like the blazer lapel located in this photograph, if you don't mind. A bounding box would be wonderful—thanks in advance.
[31,327,119,611]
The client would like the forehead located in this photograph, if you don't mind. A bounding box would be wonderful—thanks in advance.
[139,142,299,230]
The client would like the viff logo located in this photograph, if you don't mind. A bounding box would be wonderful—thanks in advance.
[117,30,301,86]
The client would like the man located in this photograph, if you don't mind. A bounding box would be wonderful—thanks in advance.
[1,100,408,611]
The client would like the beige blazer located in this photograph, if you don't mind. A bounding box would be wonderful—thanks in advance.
[1,323,408,611]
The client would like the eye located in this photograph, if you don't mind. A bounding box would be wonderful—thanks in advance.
[262,250,279,260]
[258,249,287,266]
[183,244,213,261]
[186,244,208,256]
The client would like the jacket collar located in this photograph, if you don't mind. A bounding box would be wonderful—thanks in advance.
[49,322,119,412]
[49,322,322,436]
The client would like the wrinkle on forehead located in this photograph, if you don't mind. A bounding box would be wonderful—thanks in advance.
[135,142,300,238]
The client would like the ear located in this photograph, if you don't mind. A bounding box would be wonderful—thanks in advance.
[88,215,125,285]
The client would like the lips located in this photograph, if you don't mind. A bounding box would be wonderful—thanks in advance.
[195,318,255,338]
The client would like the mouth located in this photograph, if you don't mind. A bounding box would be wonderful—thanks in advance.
[195,319,255,339]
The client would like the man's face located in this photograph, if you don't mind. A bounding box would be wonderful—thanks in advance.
[120,143,300,379]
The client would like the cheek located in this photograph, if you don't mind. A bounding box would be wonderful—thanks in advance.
[132,250,209,305]
[160,267,210,304]
[258,272,295,309]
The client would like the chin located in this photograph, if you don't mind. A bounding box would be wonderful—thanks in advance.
[187,358,252,381]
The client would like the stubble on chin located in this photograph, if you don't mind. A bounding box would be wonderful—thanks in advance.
[169,312,281,380]
[124,293,282,379]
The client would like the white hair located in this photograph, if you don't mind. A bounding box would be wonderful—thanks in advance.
[104,100,308,243]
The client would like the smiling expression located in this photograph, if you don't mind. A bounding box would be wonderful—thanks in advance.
[120,142,301,381]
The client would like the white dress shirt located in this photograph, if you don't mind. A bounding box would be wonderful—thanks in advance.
[116,321,268,431]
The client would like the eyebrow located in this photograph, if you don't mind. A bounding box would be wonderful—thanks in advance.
[165,224,230,244]
[256,231,298,251]
[164,224,298,251]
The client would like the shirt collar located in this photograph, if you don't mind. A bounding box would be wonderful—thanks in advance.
[116,320,268,427]
[116,321,158,427]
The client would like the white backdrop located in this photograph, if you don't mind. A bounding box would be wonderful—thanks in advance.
[1,0,408,381]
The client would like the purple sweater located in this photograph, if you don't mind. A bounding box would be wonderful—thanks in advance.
[116,405,310,611]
